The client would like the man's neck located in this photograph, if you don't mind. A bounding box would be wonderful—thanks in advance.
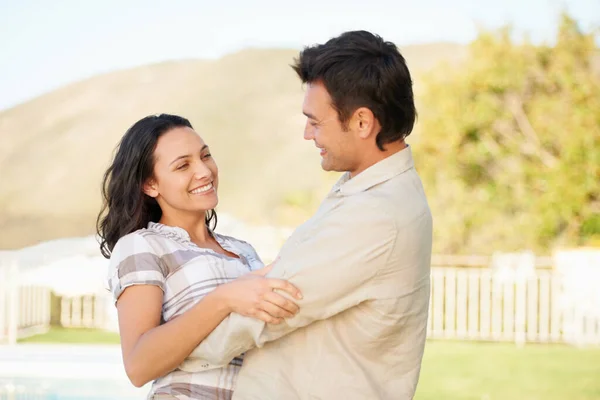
[349,140,407,178]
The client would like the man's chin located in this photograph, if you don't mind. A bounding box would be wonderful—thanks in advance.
[321,159,345,173]
[320,159,332,171]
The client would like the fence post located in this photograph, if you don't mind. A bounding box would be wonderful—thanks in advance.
[555,249,600,347]
[61,297,71,327]
[7,257,19,345]
[42,287,51,328]
[491,251,535,346]
[0,263,5,343]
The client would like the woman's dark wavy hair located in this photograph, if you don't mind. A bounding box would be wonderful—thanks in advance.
[97,114,217,259]
[292,30,417,151]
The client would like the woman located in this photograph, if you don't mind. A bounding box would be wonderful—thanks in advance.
[97,114,302,400]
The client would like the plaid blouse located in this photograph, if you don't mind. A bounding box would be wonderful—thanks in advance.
[106,221,264,400]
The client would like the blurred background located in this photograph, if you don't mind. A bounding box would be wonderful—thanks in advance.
[0,0,599,399]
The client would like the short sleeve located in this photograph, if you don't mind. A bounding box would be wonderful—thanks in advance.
[106,232,167,304]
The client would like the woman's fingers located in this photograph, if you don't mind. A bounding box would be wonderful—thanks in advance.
[259,300,294,319]
[262,291,299,315]
[265,278,303,300]
[254,309,283,324]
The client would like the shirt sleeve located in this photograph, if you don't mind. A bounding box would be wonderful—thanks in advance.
[179,197,397,371]
[106,232,167,304]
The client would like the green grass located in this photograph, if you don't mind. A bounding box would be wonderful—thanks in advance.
[415,340,600,400]
[17,326,120,344]
[16,330,600,399]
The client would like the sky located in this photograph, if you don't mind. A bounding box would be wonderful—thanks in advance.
[0,0,598,111]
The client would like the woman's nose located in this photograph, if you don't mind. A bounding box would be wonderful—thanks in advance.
[193,161,212,179]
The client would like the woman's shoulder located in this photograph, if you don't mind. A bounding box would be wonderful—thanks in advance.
[114,227,153,247]
[106,228,170,301]
[111,225,178,261]
[109,230,152,263]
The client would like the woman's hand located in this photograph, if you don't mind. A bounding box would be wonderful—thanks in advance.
[213,265,302,324]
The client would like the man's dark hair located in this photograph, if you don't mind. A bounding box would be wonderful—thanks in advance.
[292,30,416,150]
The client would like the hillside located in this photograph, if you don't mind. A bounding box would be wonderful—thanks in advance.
[0,43,466,249]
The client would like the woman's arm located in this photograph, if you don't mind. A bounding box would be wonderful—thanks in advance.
[117,270,301,388]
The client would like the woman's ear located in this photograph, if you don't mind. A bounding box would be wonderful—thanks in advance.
[143,179,159,198]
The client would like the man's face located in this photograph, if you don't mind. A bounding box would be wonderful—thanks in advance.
[302,81,359,173]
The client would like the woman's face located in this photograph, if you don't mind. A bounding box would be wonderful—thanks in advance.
[144,126,219,217]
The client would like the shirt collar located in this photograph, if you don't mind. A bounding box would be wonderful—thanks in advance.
[331,145,415,196]
[147,221,221,244]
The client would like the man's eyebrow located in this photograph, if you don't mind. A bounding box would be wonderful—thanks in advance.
[303,111,318,120]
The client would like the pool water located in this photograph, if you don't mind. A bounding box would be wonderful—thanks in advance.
[0,345,150,400]
[0,377,147,400]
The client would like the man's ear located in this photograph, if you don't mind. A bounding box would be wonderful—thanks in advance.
[353,107,379,139]
[143,179,159,198]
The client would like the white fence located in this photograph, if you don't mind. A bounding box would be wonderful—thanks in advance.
[426,252,600,346]
[427,267,599,346]
[59,295,112,329]
[0,264,51,344]
[2,253,600,346]
[35,265,600,347]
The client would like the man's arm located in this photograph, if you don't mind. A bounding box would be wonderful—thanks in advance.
[179,198,397,371]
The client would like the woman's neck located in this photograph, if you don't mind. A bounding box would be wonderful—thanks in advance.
[159,212,211,243]
[159,211,238,259]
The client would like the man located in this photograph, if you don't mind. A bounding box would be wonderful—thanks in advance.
[181,30,433,399]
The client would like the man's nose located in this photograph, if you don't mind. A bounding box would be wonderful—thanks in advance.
[304,121,314,141]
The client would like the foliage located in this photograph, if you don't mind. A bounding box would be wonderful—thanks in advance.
[414,14,600,253]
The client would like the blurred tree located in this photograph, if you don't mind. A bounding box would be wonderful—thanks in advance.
[414,13,600,253]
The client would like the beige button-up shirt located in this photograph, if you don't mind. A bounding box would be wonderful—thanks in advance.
[180,146,433,400]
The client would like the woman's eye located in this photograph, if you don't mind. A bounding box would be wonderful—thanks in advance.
[177,163,188,170]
